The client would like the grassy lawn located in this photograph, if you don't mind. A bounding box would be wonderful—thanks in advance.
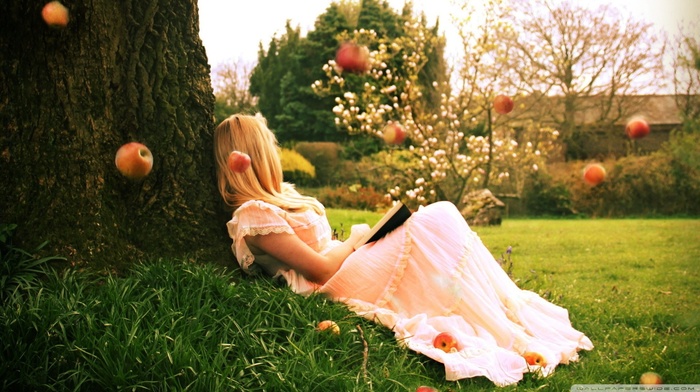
[2,215,699,391]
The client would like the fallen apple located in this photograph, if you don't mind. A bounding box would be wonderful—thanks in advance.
[115,142,153,180]
[493,94,514,115]
[432,332,458,353]
[227,150,251,173]
[415,386,438,392]
[582,163,606,186]
[335,42,370,73]
[42,1,70,28]
[316,320,340,335]
[639,371,662,385]
[625,118,650,139]
[382,122,407,145]
[523,352,547,367]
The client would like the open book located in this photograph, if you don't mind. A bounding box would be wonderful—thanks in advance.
[353,201,412,250]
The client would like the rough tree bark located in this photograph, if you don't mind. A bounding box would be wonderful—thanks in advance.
[0,0,232,271]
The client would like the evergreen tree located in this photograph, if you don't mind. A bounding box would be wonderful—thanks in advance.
[249,24,304,134]
[250,0,448,146]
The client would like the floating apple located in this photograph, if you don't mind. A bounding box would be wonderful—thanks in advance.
[639,371,662,385]
[316,320,340,335]
[382,122,407,145]
[493,94,514,115]
[432,332,458,353]
[523,352,547,367]
[625,118,650,139]
[42,1,69,28]
[583,163,606,186]
[415,386,438,392]
[335,42,370,73]
[227,151,251,173]
[115,142,153,180]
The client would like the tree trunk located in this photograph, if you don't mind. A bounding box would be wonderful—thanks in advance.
[0,0,232,271]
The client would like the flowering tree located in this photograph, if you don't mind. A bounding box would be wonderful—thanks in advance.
[313,0,559,210]
[672,27,700,124]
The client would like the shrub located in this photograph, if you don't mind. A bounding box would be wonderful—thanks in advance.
[554,152,697,217]
[294,142,343,186]
[311,185,391,211]
[280,148,315,186]
[522,172,575,216]
[662,130,700,214]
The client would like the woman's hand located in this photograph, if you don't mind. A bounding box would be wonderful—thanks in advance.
[346,223,371,247]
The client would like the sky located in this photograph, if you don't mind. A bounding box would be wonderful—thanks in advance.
[198,0,700,70]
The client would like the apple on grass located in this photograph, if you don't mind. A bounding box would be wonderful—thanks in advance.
[639,371,662,385]
[432,332,459,353]
[493,94,514,115]
[335,42,370,73]
[583,163,606,186]
[625,118,650,139]
[415,386,438,392]
[227,151,251,173]
[42,1,70,28]
[316,320,340,335]
[523,352,547,367]
[382,122,407,145]
[115,142,153,180]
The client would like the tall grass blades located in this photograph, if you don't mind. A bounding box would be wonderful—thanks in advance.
[1,219,699,391]
[1,223,65,303]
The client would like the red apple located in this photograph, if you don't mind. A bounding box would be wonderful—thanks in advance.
[625,118,650,139]
[523,352,547,367]
[493,95,514,115]
[227,151,251,173]
[115,142,153,180]
[335,42,370,73]
[382,122,407,145]
[432,332,458,353]
[42,1,69,28]
[415,386,438,392]
[639,371,662,385]
[316,320,340,335]
[583,163,606,186]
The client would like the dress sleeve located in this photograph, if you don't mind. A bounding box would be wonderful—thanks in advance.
[226,200,295,273]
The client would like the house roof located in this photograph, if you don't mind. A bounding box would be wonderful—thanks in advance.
[513,94,692,127]
[615,95,684,126]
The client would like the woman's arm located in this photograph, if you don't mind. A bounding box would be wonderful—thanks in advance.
[245,224,370,285]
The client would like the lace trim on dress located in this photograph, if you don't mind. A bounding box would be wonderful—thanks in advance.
[375,218,413,309]
[235,224,294,272]
[239,225,295,237]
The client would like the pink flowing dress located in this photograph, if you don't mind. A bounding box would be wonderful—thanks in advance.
[227,200,593,386]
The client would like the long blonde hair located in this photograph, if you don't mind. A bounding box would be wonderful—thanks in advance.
[214,114,324,214]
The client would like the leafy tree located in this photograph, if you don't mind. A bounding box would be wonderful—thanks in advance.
[671,27,700,126]
[357,0,403,38]
[212,59,257,124]
[501,0,666,159]
[0,0,228,270]
[275,4,354,142]
[249,23,303,137]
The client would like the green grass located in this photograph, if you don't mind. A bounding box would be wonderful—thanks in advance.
[1,217,699,391]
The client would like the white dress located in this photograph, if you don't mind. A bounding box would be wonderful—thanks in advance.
[227,200,593,386]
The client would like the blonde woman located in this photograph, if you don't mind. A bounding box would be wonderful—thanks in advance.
[214,114,593,386]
